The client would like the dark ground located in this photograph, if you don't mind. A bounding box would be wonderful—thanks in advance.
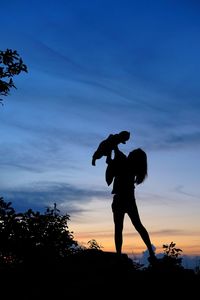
[1,250,199,299]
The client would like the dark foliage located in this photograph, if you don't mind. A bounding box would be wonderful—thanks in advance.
[162,241,183,269]
[0,198,78,267]
[0,49,27,103]
[87,239,103,250]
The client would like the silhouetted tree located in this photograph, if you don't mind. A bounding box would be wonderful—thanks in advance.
[0,49,27,104]
[0,197,78,267]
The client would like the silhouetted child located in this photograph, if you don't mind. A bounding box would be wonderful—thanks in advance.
[92,130,130,166]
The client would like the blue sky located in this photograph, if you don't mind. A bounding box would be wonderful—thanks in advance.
[1,0,200,256]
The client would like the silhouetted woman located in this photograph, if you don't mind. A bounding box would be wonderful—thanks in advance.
[105,146,156,262]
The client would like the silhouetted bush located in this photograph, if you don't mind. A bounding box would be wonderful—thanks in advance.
[0,198,78,267]
[146,241,184,273]
[161,241,183,270]
[87,239,103,250]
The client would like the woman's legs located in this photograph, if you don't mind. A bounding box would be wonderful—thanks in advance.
[112,210,125,254]
[127,202,156,258]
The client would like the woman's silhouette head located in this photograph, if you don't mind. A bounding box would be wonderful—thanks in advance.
[128,148,148,185]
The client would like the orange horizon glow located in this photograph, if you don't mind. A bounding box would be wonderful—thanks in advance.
[73,230,200,257]
[70,197,200,258]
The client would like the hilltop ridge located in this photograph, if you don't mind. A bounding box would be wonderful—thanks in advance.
[2,249,199,299]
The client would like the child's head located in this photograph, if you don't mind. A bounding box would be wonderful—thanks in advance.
[118,131,130,144]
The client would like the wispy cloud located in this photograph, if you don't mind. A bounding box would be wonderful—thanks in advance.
[174,185,200,200]
[124,229,199,238]
[1,181,108,214]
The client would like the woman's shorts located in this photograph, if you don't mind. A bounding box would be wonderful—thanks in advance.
[111,193,135,213]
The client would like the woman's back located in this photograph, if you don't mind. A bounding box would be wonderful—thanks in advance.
[107,147,147,195]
